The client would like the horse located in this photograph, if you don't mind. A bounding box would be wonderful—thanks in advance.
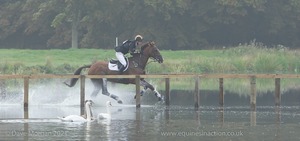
[64,41,164,104]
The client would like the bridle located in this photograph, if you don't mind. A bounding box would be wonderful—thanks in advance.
[132,42,161,68]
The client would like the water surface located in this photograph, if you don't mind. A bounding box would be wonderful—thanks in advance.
[0,79,300,141]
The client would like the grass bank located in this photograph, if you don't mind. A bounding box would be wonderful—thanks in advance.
[1,42,300,74]
[2,43,300,94]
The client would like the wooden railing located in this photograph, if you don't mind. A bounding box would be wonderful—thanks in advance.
[1,74,300,113]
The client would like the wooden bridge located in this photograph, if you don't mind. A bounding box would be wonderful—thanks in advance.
[0,74,299,116]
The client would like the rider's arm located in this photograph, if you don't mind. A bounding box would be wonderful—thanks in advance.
[129,41,136,54]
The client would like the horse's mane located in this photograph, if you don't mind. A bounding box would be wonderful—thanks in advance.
[141,41,155,52]
[128,41,155,59]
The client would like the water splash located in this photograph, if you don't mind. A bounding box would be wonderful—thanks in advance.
[0,79,159,106]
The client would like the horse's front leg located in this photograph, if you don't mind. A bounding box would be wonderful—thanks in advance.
[140,79,163,101]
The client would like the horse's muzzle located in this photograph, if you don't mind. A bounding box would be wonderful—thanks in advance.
[156,56,164,63]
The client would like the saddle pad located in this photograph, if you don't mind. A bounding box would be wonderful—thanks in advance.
[108,58,129,71]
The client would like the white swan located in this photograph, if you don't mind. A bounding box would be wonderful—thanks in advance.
[59,100,94,122]
[97,101,112,119]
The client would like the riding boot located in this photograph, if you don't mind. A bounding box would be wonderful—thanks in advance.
[119,65,125,73]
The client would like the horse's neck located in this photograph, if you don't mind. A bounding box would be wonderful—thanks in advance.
[130,54,149,70]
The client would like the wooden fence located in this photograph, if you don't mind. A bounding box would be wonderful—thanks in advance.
[1,74,300,114]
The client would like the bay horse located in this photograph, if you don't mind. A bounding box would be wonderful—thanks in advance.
[64,41,164,104]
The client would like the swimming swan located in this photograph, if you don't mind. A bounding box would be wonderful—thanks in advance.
[97,101,112,119]
[59,100,94,122]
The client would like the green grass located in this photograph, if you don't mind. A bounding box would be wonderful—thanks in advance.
[1,43,300,74]
[0,49,113,66]
[2,45,300,93]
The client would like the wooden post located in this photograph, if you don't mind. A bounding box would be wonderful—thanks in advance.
[24,109,29,119]
[219,78,224,106]
[250,76,256,111]
[24,76,29,119]
[165,78,170,106]
[194,76,200,108]
[165,107,170,122]
[275,78,281,106]
[0,79,7,99]
[135,75,141,108]
[24,76,29,108]
[80,75,85,115]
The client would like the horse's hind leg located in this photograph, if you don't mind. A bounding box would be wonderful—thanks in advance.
[102,78,123,104]
[101,78,110,95]
[91,79,102,98]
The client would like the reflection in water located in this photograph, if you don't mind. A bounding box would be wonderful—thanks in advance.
[0,105,299,141]
[218,106,224,127]
[164,106,170,122]
[250,111,256,126]
[0,88,300,140]
[275,106,281,141]
[135,108,141,141]
[23,123,28,141]
[96,114,112,140]
[85,122,91,141]
[195,108,201,127]
[275,106,281,125]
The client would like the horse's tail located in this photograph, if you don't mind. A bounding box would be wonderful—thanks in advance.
[64,65,91,87]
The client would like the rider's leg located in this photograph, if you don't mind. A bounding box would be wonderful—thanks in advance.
[115,52,127,72]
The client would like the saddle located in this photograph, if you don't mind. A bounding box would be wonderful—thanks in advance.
[108,57,129,72]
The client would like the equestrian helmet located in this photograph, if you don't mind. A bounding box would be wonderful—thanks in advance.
[135,35,143,41]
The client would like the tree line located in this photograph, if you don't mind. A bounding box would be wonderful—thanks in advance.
[1,0,300,50]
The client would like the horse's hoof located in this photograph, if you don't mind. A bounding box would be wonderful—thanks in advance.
[117,100,123,104]
[140,90,144,96]
[103,92,110,96]
[63,81,71,87]
[158,96,164,101]
[158,97,162,101]
[134,93,143,99]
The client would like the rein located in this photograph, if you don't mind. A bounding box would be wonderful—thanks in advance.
[136,53,155,67]
[147,57,158,65]
[131,41,160,68]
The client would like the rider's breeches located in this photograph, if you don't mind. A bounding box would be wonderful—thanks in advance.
[115,52,126,66]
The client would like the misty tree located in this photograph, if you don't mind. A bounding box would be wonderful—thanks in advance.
[1,0,300,49]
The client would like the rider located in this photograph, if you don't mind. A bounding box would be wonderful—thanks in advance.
[115,35,143,72]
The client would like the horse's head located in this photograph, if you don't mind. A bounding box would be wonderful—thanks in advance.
[141,41,164,63]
